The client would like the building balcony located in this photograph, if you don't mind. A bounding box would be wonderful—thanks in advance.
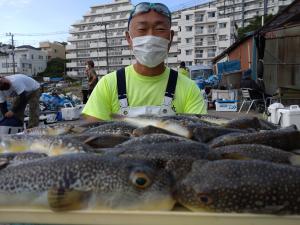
[95,61,107,67]
[122,50,131,55]
[67,71,79,77]
[122,59,131,66]
[66,62,77,68]
[195,54,203,59]
[66,44,77,50]
[169,45,178,53]
[207,29,216,34]
[90,42,107,48]
[66,53,77,59]
[167,57,178,64]
[67,36,79,42]
[207,41,216,46]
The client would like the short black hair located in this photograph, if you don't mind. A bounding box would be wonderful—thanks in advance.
[180,61,186,68]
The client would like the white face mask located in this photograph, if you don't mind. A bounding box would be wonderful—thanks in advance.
[131,35,170,68]
[85,65,89,69]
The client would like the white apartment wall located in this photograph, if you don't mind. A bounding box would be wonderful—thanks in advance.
[66,0,132,78]
[177,6,231,66]
[0,48,47,76]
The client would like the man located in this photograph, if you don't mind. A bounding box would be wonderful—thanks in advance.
[81,60,98,104]
[82,2,207,121]
[178,61,189,77]
[241,69,265,99]
[0,74,40,128]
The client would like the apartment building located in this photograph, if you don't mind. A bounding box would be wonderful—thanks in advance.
[66,0,181,78]
[66,0,132,78]
[217,0,294,28]
[40,41,66,60]
[0,45,47,76]
[177,6,231,66]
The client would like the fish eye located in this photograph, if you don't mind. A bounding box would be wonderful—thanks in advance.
[130,172,152,189]
[197,193,213,205]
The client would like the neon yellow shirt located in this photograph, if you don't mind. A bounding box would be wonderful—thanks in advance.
[82,65,207,120]
[178,68,189,78]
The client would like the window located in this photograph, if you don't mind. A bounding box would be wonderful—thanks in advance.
[207,48,216,57]
[195,13,204,22]
[31,55,34,59]
[186,26,193,32]
[186,38,192,44]
[195,26,204,34]
[39,55,43,59]
[208,11,215,18]
[207,36,215,45]
[186,14,193,20]
[195,37,203,46]
[186,49,192,55]
[219,23,227,29]
[219,35,227,41]
[208,25,216,33]
[195,49,203,58]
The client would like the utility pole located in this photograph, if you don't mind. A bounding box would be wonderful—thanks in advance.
[6,33,16,74]
[102,23,109,74]
[262,0,268,26]
[98,22,109,74]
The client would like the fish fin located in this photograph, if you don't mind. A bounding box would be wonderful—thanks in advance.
[71,126,88,134]
[83,136,99,145]
[111,114,125,121]
[289,154,300,166]
[48,188,92,211]
[221,153,252,160]
[292,149,300,155]
[0,158,9,169]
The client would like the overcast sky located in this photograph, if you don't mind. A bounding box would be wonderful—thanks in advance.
[0,0,209,47]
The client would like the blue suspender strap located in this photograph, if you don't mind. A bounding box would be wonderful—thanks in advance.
[165,69,178,99]
[116,68,128,108]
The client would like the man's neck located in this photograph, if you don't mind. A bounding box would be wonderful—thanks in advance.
[133,63,166,76]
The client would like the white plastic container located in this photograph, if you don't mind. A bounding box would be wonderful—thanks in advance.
[212,89,238,101]
[0,126,23,134]
[61,105,84,121]
[215,101,238,112]
[277,105,300,129]
[267,103,284,124]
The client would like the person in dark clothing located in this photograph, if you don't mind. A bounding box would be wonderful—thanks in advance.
[240,69,264,100]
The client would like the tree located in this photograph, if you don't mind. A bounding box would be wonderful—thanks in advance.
[237,15,274,39]
[38,57,67,77]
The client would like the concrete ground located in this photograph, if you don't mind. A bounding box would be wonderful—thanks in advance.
[208,109,265,120]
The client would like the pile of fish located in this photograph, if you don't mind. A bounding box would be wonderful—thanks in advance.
[0,114,300,215]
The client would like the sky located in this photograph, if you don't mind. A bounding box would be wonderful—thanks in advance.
[0,0,209,47]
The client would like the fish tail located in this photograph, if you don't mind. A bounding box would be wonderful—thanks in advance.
[289,155,300,166]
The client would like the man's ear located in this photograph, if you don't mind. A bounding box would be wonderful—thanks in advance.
[125,31,133,50]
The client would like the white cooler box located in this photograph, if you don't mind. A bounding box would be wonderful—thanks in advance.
[278,105,300,129]
[0,126,23,134]
[215,100,238,112]
[61,105,84,121]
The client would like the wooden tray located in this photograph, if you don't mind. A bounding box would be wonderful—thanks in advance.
[0,208,299,225]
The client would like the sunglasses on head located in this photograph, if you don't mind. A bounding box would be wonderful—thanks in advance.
[128,2,171,28]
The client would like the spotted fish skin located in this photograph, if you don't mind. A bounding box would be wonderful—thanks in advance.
[210,144,300,165]
[111,142,209,180]
[175,160,300,214]
[209,129,300,151]
[117,134,195,147]
[85,122,137,136]
[0,135,93,156]
[0,154,175,211]
[22,124,75,136]
[192,126,248,143]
